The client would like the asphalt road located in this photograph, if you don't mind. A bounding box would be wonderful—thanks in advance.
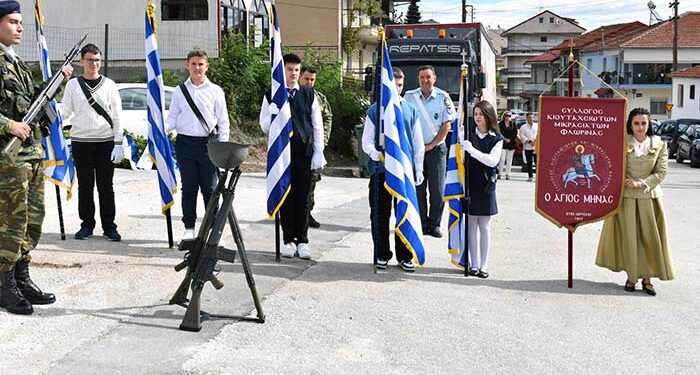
[1,161,698,374]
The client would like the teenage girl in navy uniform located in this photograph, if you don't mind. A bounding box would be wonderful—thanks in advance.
[461,100,503,278]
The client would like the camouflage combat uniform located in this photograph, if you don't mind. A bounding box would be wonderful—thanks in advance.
[308,90,332,212]
[0,50,44,272]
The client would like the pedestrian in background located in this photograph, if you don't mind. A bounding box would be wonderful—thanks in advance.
[363,67,424,272]
[405,65,455,238]
[166,50,230,241]
[596,107,674,295]
[300,66,332,229]
[460,100,503,278]
[517,112,537,182]
[0,1,72,315]
[61,43,123,241]
[497,110,516,180]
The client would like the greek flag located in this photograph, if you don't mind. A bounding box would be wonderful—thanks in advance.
[123,134,140,170]
[378,43,426,266]
[35,0,75,199]
[146,2,177,213]
[265,5,292,218]
[444,70,468,268]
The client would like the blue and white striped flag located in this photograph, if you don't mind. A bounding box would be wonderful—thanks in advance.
[264,5,292,218]
[35,0,75,199]
[444,70,467,269]
[123,133,140,170]
[146,2,177,213]
[378,42,426,266]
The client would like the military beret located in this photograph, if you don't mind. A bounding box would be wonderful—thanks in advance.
[0,1,20,19]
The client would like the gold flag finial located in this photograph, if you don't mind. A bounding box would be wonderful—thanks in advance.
[147,0,157,37]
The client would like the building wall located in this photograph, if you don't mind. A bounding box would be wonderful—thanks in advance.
[624,48,700,63]
[580,50,622,96]
[503,11,585,35]
[277,0,340,50]
[625,88,672,121]
[671,77,700,119]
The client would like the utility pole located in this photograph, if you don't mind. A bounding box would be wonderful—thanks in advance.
[462,0,467,22]
[670,0,679,71]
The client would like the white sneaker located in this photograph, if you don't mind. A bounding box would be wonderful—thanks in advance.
[182,228,195,240]
[296,243,312,259]
[281,243,296,258]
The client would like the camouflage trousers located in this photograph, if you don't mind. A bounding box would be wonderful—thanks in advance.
[307,170,322,213]
[0,160,44,271]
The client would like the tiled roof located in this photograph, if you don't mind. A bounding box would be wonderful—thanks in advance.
[502,10,585,35]
[622,12,700,48]
[670,66,700,78]
[526,50,561,63]
[553,22,648,52]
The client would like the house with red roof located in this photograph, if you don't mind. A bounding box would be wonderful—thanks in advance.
[670,66,700,119]
[501,10,585,110]
[577,12,700,120]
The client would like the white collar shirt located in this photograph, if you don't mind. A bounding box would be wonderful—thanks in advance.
[165,77,230,141]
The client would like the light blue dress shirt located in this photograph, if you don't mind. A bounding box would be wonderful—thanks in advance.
[404,87,455,143]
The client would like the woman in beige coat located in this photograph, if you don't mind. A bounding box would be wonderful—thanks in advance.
[596,108,675,296]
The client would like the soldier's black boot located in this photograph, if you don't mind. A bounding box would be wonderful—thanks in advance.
[14,260,56,305]
[0,270,34,315]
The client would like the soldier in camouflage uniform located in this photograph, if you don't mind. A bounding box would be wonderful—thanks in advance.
[0,1,72,315]
[300,66,332,228]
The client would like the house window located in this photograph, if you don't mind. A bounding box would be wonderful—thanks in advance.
[650,99,666,115]
[678,84,684,107]
[540,36,547,43]
[539,17,544,23]
[162,0,208,21]
[221,0,247,36]
[550,17,555,23]
[691,85,696,100]
[544,70,548,83]
[249,0,269,47]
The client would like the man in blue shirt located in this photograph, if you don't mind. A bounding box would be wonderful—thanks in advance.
[362,68,424,272]
[404,66,455,238]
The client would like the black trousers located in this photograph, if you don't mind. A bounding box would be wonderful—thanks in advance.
[72,141,116,231]
[175,135,218,229]
[524,150,537,178]
[368,173,411,262]
[280,137,312,244]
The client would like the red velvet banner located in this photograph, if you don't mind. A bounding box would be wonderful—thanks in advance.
[535,97,627,231]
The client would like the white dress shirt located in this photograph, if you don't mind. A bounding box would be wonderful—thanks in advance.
[259,83,325,168]
[166,77,230,142]
[462,128,503,168]
[518,123,538,151]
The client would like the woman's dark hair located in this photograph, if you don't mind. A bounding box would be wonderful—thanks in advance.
[474,100,500,134]
[626,107,653,136]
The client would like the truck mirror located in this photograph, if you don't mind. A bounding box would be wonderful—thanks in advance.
[477,72,486,89]
[364,66,374,92]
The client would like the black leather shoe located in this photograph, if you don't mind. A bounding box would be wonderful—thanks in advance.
[308,214,321,228]
[14,261,56,305]
[477,270,489,279]
[642,282,656,296]
[429,227,443,238]
[468,268,479,277]
[0,271,33,315]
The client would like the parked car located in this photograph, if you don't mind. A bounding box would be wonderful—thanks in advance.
[675,124,700,167]
[59,83,175,138]
[655,118,700,157]
[651,118,661,133]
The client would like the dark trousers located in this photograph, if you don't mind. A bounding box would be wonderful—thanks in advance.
[72,141,116,231]
[281,137,312,244]
[524,150,537,178]
[417,144,447,231]
[175,135,218,229]
[369,173,411,262]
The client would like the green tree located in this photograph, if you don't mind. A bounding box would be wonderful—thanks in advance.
[406,0,421,24]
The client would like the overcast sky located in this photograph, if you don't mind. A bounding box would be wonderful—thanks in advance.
[394,0,700,31]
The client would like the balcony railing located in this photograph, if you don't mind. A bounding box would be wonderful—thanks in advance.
[523,83,555,92]
[502,69,532,76]
[501,47,550,55]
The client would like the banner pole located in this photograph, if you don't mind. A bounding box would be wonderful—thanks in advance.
[165,208,174,248]
[275,213,281,262]
[567,45,575,288]
[371,28,384,274]
[55,185,66,240]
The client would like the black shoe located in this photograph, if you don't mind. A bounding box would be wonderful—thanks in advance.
[477,269,489,279]
[398,260,416,272]
[429,227,442,238]
[642,282,656,296]
[75,227,93,240]
[14,260,56,305]
[375,258,388,270]
[0,271,33,315]
[468,268,479,277]
[103,228,122,242]
[308,214,321,229]
[624,280,636,292]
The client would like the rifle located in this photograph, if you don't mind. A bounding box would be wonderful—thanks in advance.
[2,34,87,164]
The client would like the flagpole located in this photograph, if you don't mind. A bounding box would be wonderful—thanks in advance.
[371,27,384,274]
[461,62,471,277]
[54,185,66,240]
[275,213,281,262]
[165,208,174,248]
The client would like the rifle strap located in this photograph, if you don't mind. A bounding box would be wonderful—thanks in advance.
[179,82,216,135]
[77,76,113,128]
